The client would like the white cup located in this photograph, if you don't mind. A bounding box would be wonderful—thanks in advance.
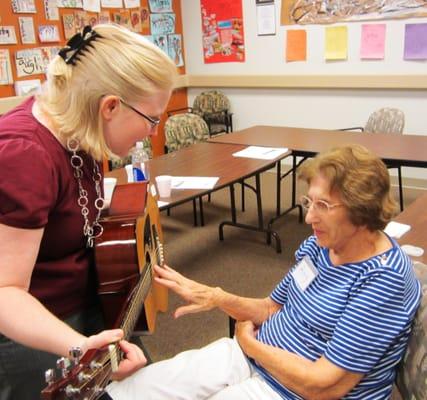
[155,175,172,198]
[103,177,117,205]
[125,164,133,183]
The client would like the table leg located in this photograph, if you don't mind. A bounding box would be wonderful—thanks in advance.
[219,173,282,253]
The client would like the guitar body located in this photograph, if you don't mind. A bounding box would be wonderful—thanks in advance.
[95,185,168,333]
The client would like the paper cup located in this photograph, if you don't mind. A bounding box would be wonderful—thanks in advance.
[155,175,172,198]
[125,164,133,183]
[103,177,117,205]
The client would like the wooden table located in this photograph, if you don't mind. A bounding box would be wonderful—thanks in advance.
[210,126,427,238]
[107,142,291,252]
[394,192,427,265]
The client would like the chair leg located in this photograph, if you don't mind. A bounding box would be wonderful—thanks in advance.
[192,199,198,226]
[199,196,205,226]
[241,181,245,212]
[228,316,236,338]
[398,166,404,211]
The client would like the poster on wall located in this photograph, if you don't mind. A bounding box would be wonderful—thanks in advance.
[281,0,427,25]
[12,0,36,13]
[0,50,13,85]
[148,0,172,13]
[200,0,245,63]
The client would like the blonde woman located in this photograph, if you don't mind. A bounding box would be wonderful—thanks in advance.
[0,24,177,399]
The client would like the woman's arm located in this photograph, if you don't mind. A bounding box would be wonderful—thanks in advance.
[0,223,145,378]
[236,320,363,400]
[154,264,281,325]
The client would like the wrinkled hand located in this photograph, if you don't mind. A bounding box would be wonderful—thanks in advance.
[235,320,258,354]
[81,329,146,381]
[154,264,217,318]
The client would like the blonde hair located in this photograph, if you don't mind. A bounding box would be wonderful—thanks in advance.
[37,23,178,160]
[298,144,398,231]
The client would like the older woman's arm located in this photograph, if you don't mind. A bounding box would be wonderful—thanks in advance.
[236,320,363,400]
[154,264,282,325]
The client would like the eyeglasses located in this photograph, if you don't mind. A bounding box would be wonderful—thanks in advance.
[300,195,343,214]
[120,100,161,129]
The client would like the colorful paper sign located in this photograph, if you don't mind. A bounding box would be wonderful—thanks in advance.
[360,24,386,59]
[201,0,245,63]
[286,29,306,62]
[325,26,347,60]
[404,23,427,60]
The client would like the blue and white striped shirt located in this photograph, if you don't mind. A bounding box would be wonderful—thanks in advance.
[252,235,421,399]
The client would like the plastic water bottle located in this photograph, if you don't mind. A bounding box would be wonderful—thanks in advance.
[131,142,149,182]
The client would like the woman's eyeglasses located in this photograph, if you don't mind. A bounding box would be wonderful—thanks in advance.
[300,195,343,214]
[120,100,161,129]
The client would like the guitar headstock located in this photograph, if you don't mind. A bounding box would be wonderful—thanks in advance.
[41,346,117,400]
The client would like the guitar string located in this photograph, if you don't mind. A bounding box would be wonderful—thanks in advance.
[75,243,163,399]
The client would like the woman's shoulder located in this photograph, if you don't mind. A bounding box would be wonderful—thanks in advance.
[295,235,321,262]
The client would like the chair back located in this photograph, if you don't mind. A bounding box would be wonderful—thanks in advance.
[164,113,209,153]
[193,90,231,115]
[364,108,405,134]
[110,138,152,170]
[395,261,427,400]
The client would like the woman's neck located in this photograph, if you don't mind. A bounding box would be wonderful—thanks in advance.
[32,100,66,147]
[329,229,391,266]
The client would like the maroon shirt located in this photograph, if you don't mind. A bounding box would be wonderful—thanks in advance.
[0,97,100,318]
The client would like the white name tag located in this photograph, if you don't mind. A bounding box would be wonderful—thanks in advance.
[292,256,318,292]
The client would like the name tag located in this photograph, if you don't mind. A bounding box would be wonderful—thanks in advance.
[292,256,318,292]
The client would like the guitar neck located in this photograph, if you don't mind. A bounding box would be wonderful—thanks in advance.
[119,263,153,339]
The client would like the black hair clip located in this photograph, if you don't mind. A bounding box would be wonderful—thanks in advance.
[58,25,102,65]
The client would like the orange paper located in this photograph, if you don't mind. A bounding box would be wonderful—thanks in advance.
[286,29,306,62]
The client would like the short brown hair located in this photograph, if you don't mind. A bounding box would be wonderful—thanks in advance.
[298,144,398,231]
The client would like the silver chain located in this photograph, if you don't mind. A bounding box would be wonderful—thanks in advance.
[67,138,104,248]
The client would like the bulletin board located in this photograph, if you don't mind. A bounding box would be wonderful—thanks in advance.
[0,0,188,156]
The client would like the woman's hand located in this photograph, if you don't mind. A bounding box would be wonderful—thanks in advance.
[111,339,147,381]
[81,329,146,381]
[235,320,258,356]
[154,264,218,318]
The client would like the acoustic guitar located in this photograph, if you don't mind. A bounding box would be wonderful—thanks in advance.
[41,182,167,400]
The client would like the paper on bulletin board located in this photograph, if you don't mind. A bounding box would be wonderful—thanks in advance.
[325,26,347,60]
[360,24,386,59]
[286,29,306,61]
[257,3,276,36]
[200,0,245,63]
[83,0,101,13]
[404,23,427,60]
[148,0,172,13]
[0,50,13,85]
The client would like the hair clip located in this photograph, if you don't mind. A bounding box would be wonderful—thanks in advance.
[58,25,102,65]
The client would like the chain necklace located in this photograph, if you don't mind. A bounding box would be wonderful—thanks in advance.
[67,138,104,248]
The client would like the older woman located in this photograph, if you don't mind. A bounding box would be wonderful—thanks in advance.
[0,24,177,399]
[107,144,421,400]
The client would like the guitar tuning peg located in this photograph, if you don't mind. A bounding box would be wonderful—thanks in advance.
[69,346,83,365]
[45,368,55,384]
[56,357,71,378]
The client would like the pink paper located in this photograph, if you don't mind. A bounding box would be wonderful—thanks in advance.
[360,24,386,60]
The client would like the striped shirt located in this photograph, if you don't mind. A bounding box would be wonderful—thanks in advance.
[252,235,421,399]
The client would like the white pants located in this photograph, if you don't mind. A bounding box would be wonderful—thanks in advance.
[107,337,283,400]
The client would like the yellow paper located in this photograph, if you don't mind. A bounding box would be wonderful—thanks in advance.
[325,26,347,60]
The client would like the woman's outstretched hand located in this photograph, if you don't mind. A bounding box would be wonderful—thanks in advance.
[154,264,219,318]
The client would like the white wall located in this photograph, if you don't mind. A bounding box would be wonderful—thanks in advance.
[181,0,427,184]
